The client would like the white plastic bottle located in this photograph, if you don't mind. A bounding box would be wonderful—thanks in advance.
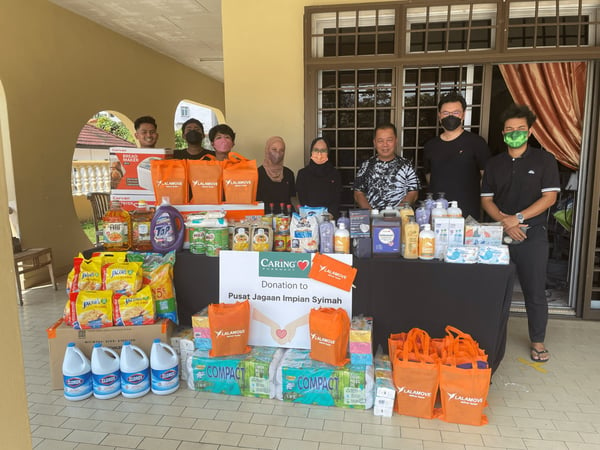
[62,342,93,401]
[319,218,335,253]
[150,339,180,395]
[447,201,462,218]
[430,201,447,222]
[419,224,436,260]
[91,342,121,400]
[120,341,150,398]
[334,222,350,254]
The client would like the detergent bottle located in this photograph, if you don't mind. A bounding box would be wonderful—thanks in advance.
[62,342,93,401]
[120,341,150,398]
[150,196,185,253]
[91,343,121,399]
[150,339,180,395]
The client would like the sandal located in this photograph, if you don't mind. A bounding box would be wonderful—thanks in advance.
[530,347,550,362]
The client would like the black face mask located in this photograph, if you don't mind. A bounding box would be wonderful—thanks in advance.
[441,115,462,131]
[185,130,202,145]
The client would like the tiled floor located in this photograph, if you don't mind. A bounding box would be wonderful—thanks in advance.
[20,276,600,449]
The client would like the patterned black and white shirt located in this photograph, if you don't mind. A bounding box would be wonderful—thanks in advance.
[354,155,420,210]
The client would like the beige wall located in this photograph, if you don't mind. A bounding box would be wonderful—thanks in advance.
[221,0,382,172]
[1,0,225,275]
[0,0,224,446]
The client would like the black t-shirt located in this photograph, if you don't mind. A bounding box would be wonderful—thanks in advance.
[257,166,296,214]
[296,160,341,219]
[172,148,216,160]
[423,131,490,219]
[481,146,561,227]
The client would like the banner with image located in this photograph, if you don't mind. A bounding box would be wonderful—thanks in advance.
[219,251,352,349]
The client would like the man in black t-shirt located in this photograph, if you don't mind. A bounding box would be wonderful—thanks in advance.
[424,92,490,219]
[173,118,215,160]
[481,104,560,363]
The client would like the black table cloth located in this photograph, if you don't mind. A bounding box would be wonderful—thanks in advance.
[173,251,514,372]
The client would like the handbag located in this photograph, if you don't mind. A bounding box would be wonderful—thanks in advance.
[151,159,188,205]
[309,307,350,366]
[187,154,223,204]
[208,300,251,357]
[222,152,258,204]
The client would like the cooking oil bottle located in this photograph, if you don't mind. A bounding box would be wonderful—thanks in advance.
[131,200,154,252]
[102,200,131,251]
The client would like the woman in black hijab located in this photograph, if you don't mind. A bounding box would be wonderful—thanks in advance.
[296,137,341,219]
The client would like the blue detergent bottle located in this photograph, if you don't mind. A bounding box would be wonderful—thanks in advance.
[150,196,185,253]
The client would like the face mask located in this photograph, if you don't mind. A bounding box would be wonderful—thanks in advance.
[503,130,529,148]
[213,139,233,153]
[311,152,328,165]
[185,130,202,145]
[441,115,461,131]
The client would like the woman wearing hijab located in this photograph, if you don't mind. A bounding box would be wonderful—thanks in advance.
[296,137,341,219]
[257,136,296,215]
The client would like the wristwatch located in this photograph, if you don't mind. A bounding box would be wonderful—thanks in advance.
[516,212,525,223]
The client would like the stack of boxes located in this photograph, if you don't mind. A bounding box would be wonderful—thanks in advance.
[191,307,211,351]
[349,315,373,366]
[170,327,195,381]
[373,354,395,417]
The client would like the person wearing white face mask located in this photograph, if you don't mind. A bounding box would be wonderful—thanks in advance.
[481,104,560,364]
[296,137,341,219]
[256,136,297,215]
[423,91,491,220]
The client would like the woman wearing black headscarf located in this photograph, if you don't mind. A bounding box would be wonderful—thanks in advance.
[296,137,341,219]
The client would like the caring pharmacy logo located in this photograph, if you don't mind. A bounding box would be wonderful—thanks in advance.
[446,392,484,406]
[258,253,311,279]
[396,386,432,400]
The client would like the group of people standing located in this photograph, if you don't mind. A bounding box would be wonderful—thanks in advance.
[133,91,559,363]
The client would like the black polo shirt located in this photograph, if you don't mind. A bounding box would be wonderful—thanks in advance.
[481,146,560,227]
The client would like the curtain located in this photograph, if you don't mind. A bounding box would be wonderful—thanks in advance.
[499,62,586,170]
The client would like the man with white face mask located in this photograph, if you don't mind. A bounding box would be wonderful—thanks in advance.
[481,103,560,364]
[423,91,491,220]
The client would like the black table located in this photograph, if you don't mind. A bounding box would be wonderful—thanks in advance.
[173,252,514,372]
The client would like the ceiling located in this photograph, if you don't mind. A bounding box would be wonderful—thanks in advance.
[49,0,224,82]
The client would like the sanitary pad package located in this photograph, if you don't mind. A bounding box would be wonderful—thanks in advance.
[444,245,479,264]
[478,245,510,265]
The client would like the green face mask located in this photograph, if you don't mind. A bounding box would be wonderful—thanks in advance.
[503,130,529,149]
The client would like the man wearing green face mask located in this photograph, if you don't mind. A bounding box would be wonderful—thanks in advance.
[481,104,560,363]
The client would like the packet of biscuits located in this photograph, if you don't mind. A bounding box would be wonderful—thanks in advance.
[77,257,103,291]
[114,286,156,326]
[74,290,113,329]
[102,261,143,295]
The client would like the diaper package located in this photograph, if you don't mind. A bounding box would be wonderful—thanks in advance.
[373,353,395,417]
[444,245,479,264]
[478,245,510,265]
[190,346,284,398]
[275,348,374,409]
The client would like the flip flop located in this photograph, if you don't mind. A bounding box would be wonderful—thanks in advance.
[530,347,550,362]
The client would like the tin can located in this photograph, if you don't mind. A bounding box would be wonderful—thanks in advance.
[205,227,229,257]
[274,215,290,233]
[189,226,205,254]
[273,233,288,252]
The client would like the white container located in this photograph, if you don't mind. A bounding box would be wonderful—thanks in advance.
[447,201,462,218]
[120,341,150,398]
[62,342,93,401]
[319,219,335,253]
[150,339,180,395]
[430,201,447,222]
[334,222,350,254]
[418,224,435,260]
[91,342,121,399]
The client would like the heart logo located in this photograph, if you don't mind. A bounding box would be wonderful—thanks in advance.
[298,260,309,271]
[276,329,287,339]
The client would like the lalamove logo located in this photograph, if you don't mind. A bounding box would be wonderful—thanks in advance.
[215,329,246,338]
[396,386,432,399]
[310,333,335,346]
[447,392,484,405]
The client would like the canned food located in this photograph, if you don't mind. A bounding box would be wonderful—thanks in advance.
[189,227,205,254]
[274,215,290,233]
[205,227,229,257]
[273,233,288,252]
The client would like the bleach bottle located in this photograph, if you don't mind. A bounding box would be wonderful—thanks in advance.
[150,339,179,395]
[150,196,185,253]
[91,343,121,400]
[62,342,93,401]
[120,341,150,398]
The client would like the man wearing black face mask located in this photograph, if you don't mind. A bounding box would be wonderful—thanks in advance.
[423,92,491,219]
[173,118,215,160]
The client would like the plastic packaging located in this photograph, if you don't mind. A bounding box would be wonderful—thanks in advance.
[430,201,448,222]
[150,339,180,395]
[319,218,335,253]
[419,224,435,260]
[447,201,462,218]
[402,216,420,259]
[102,200,131,251]
[334,222,350,254]
[63,342,93,401]
[150,197,185,253]
[435,192,449,209]
[131,200,154,251]
[336,211,350,230]
[424,192,435,211]
[91,342,121,399]
[120,341,150,398]
[415,201,429,228]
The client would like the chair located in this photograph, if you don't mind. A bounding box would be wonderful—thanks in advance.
[14,248,57,305]
[87,192,111,244]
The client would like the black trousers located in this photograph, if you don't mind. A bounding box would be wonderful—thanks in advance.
[508,225,549,343]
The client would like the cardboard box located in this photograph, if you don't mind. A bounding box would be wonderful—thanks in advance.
[110,192,156,212]
[464,223,503,246]
[349,209,371,238]
[47,318,174,389]
[110,147,173,194]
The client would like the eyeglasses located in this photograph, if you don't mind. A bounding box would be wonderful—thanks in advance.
[440,111,462,117]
